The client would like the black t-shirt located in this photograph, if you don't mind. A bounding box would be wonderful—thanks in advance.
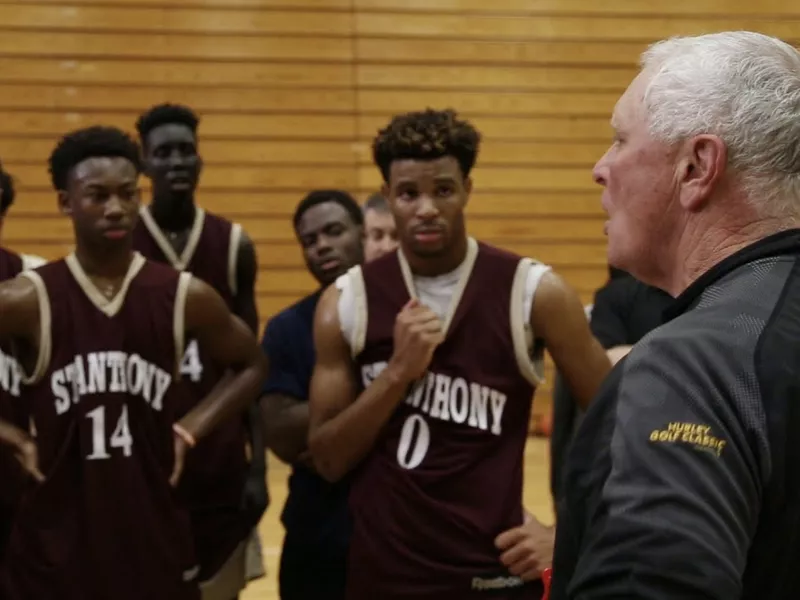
[550,273,672,500]
[260,291,352,553]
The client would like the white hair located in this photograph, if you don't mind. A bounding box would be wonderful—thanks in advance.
[640,31,800,218]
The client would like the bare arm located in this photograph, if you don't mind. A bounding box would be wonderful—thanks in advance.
[531,271,612,410]
[0,276,44,481]
[307,285,415,482]
[230,232,266,475]
[261,393,309,465]
[178,277,268,442]
[258,309,314,465]
[0,275,40,343]
[607,345,633,365]
[231,231,259,333]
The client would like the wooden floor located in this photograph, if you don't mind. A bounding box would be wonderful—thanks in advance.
[241,437,554,600]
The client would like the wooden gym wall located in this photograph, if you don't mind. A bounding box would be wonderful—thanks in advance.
[0,0,798,423]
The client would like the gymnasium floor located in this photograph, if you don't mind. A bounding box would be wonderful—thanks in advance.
[241,437,555,600]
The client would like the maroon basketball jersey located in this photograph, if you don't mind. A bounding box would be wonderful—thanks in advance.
[0,253,200,600]
[133,206,251,578]
[0,247,25,558]
[347,241,545,600]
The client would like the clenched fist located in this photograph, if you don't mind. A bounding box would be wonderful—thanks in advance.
[389,299,445,382]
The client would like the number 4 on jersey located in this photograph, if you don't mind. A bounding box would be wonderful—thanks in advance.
[180,339,203,383]
[86,404,133,460]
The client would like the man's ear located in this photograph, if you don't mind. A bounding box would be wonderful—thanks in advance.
[57,190,71,216]
[463,177,472,207]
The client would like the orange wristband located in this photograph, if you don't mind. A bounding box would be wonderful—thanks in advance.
[172,423,196,448]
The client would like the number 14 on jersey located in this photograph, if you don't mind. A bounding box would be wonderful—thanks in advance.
[85,404,133,460]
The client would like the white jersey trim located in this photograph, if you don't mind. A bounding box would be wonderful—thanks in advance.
[227,223,243,298]
[510,259,551,386]
[336,265,368,358]
[174,272,193,378]
[139,205,206,271]
[17,270,52,385]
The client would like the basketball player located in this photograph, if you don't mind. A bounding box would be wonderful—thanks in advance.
[0,125,268,600]
[0,164,27,562]
[261,189,364,600]
[133,103,267,599]
[362,192,398,261]
[552,32,800,599]
[0,165,47,270]
[307,109,612,599]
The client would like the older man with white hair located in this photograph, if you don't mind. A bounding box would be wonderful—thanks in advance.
[551,31,800,600]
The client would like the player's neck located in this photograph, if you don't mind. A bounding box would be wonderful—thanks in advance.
[406,235,469,278]
[74,241,134,279]
[149,194,196,233]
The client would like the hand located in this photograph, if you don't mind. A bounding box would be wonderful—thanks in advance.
[0,419,44,483]
[14,436,44,483]
[296,450,316,471]
[240,465,269,520]
[389,299,444,381]
[495,511,554,581]
[169,433,189,487]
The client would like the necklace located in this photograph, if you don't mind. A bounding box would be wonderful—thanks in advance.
[98,282,117,300]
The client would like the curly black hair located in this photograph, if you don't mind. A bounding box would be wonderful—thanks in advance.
[0,163,14,214]
[293,189,363,231]
[48,125,142,191]
[135,103,200,146]
[371,108,481,182]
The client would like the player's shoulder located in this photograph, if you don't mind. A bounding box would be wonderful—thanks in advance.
[26,256,67,280]
[133,254,185,287]
[0,245,21,262]
[476,239,522,260]
[201,208,239,234]
[21,253,47,270]
[360,251,394,279]
[476,239,551,273]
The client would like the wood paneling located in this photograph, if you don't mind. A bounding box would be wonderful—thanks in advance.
[0,31,353,62]
[355,0,800,16]
[1,6,352,35]
[4,0,797,428]
[0,85,356,113]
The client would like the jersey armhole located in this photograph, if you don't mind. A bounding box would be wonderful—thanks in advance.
[17,271,52,385]
[227,223,243,298]
[336,265,368,358]
[173,272,193,378]
[510,259,550,386]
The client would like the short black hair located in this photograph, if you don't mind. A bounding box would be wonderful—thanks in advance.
[293,189,363,231]
[0,163,14,214]
[372,108,481,182]
[48,125,142,191]
[363,192,389,214]
[135,103,200,147]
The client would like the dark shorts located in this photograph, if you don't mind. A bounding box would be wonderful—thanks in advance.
[0,508,12,562]
[279,536,347,600]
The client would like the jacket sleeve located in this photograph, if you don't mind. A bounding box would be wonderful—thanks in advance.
[567,334,765,600]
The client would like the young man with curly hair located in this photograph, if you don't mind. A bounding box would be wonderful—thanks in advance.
[307,109,611,599]
[0,125,267,600]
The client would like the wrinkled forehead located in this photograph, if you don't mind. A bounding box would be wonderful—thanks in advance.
[612,71,650,130]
